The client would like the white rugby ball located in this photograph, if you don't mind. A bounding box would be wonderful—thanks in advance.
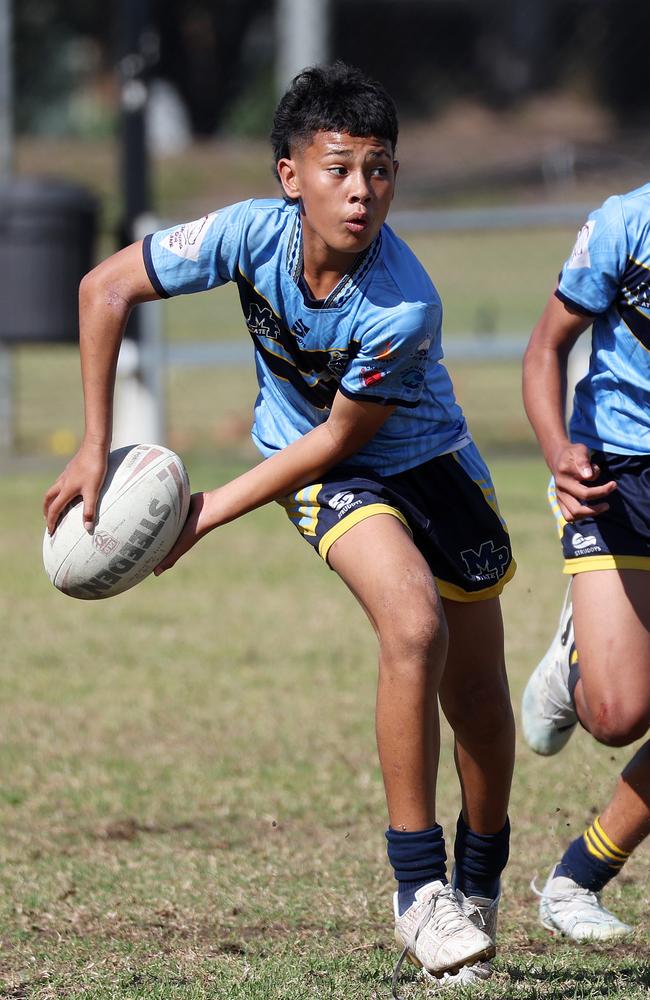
[43,443,190,600]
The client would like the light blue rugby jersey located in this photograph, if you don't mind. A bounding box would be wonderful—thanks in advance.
[557,182,650,455]
[143,198,470,475]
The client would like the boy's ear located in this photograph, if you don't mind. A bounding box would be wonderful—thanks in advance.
[277,158,300,200]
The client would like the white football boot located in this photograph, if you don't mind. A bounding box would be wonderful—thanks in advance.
[391,880,494,998]
[534,867,632,941]
[420,883,500,990]
[522,584,578,755]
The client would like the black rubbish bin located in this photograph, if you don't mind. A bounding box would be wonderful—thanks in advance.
[0,177,98,344]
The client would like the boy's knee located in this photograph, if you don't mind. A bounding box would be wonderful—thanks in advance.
[379,595,448,674]
[588,701,650,747]
[445,676,513,741]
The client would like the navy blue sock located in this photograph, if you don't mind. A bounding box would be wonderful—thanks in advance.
[453,813,510,900]
[555,816,630,892]
[385,824,447,916]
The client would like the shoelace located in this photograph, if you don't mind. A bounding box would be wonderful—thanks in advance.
[390,886,474,1000]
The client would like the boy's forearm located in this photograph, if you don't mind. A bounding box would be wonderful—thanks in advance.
[522,340,571,470]
[78,283,128,450]
[523,294,593,471]
[78,243,159,450]
[200,420,360,529]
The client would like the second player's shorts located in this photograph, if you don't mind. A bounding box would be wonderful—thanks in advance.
[280,441,515,602]
[549,449,650,574]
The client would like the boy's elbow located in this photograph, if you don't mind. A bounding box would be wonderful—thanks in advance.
[79,262,131,317]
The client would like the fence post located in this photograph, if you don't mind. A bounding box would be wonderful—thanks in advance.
[112,213,166,448]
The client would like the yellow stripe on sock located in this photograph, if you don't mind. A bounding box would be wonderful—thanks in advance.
[584,828,621,867]
[593,817,630,859]
[584,820,629,869]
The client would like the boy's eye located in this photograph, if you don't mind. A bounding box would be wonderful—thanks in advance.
[328,166,347,176]
[371,167,388,177]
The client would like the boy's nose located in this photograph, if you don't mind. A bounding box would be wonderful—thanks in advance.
[350,174,372,202]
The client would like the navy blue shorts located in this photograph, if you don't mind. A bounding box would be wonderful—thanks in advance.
[280,442,516,602]
[549,450,650,574]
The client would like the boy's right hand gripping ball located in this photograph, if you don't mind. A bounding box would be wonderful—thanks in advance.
[43,443,190,600]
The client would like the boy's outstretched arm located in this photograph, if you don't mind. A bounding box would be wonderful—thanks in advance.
[43,242,160,534]
[155,392,396,574]
[522,292,616,522]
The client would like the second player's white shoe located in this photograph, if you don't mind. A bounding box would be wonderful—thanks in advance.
[534,868,632,941]
[392,880,494,996]
[522,585,578,755]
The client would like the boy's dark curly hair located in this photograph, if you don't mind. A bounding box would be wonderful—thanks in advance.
[271,61,398,165]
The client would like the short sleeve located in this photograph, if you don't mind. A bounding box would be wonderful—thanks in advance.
[142,200,253,298]
[556,195,628,316]
[339,303,439,408]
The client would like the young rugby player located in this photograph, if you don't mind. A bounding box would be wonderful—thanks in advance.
[44,63,515,989]
[522,184,650,940]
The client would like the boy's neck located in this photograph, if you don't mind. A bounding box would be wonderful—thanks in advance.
[300,235,368,301]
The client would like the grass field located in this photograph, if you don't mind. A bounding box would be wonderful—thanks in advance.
[2,211,649,996]
[2,371,650,998]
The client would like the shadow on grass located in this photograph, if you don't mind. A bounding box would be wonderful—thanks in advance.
[504,959,650,996]
[386,959,650,999]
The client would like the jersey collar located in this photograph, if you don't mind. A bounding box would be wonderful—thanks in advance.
[286,211,382,309]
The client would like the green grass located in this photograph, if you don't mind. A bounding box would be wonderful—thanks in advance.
[1,438,649,997]
[3,211,649,996]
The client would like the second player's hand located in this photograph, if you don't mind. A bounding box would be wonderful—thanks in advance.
[154,491,212,575]
[551,442,616,522]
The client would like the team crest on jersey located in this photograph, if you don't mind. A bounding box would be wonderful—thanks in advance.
[237,276,360,408]
[568,220,595,270]
[159,212,218,262]
[246,302,281,340]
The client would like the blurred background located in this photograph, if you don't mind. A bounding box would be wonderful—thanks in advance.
[2,0,650,464]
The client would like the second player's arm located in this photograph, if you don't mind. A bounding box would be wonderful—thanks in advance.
[522,292,616,521]
[155,392,396,573]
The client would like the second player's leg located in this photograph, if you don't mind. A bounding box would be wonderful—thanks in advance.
[572,569,650,746]
[533,569,650,940]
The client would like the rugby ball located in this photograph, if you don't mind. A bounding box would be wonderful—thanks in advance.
[43,443,190,600]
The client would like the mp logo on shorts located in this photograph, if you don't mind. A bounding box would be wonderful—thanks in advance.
[571,531,601,554]
[328,491,363,519]
[460,540,510,582]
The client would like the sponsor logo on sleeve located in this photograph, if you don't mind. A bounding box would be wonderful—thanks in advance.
[414,337,431,360]
[401,367,425,390]
[361,367,384,387]
[567,220,596,270]
[159,212,218,261]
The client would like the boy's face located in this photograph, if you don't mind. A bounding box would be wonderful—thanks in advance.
[277,131,398,262]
